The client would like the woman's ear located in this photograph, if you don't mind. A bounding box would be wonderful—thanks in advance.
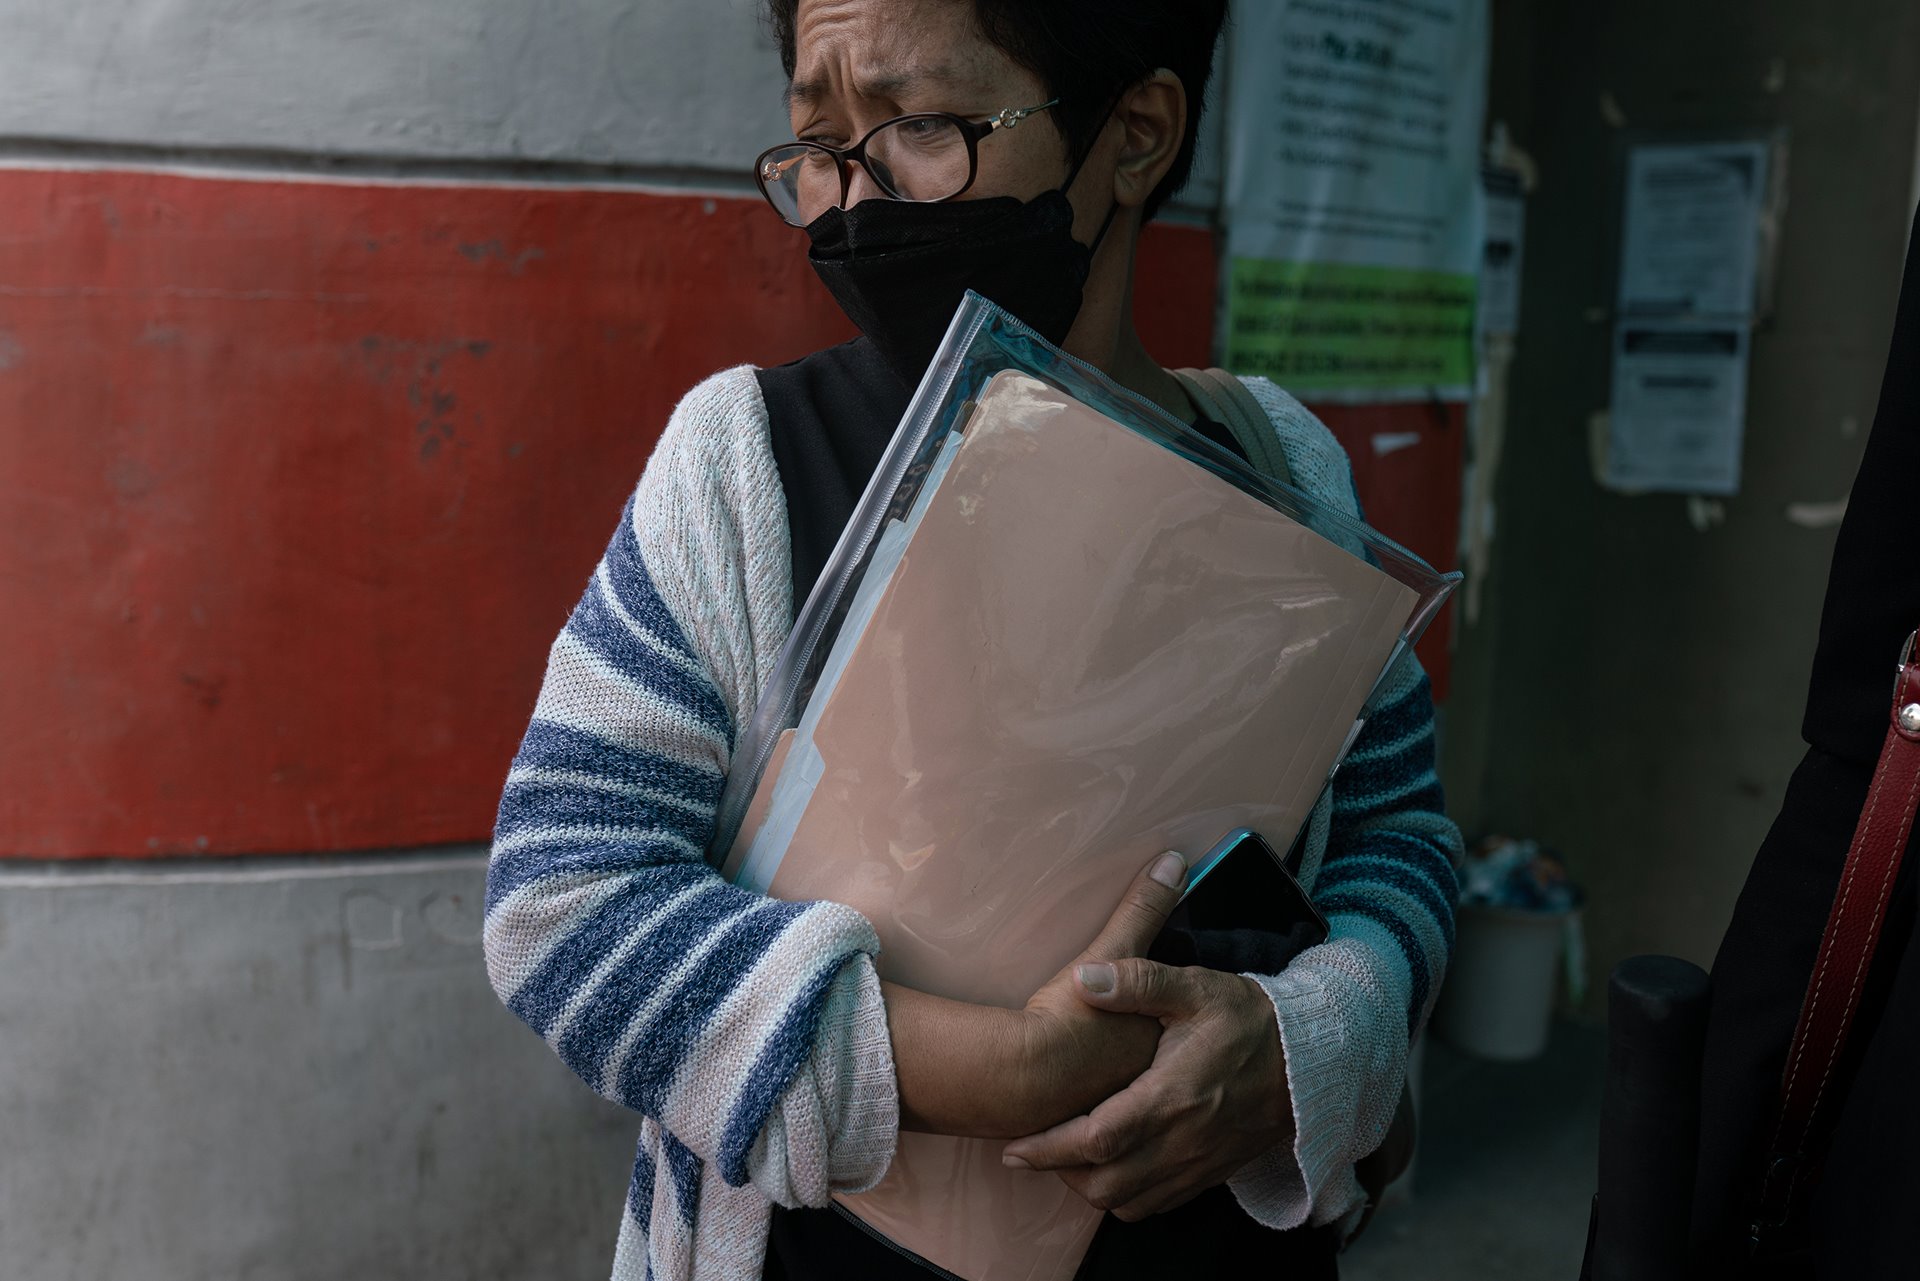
[1111,69,1188,211]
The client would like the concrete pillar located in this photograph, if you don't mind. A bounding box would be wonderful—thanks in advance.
[1444,0,1920,1005]
[0,2,1221,1275]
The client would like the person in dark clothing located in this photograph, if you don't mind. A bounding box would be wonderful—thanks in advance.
[1689,205,1920,1279]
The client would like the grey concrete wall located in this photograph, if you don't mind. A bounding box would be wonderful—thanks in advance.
[0,4,747,1276]
[0,0,1223,207]
[0,0,786,172]
[1444,0,1920,1008]
[0,853,637,1280]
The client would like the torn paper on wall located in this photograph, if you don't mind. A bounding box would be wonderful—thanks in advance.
[1618,140,1771,319]
[1604,322,1749,496]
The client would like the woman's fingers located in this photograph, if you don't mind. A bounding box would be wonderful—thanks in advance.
[1072,957,1201,1017]
[1108,1176,1208,1223]
[1052,1159,1165,1219]
[1003,1080,1161,1172]
[1009,968,1294,1223]
[1076,851,1188,964]
[1024,1138,1199,1219]
[1017,1112,1217,1221]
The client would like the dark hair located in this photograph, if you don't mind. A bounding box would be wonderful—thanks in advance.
[765,0,1229,222]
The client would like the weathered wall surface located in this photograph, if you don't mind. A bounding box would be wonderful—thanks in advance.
[0,0,1226,197]
[0,169,859,858]
[0,0,786,171]
[1444,0,1920,1006]
[0,854,638,1279]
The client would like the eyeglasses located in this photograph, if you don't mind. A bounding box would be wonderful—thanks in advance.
[753,99,1060,227]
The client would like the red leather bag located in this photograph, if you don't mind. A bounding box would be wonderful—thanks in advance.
[1749,629,1920,1252]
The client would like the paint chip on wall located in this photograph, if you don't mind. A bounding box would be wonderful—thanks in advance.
[1588,410,1653,493]
[1686,495,1727,531]
[1785,497,1849,528]
[1372,431,1422,457]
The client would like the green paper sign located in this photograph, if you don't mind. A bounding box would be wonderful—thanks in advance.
[1223,259,1477,394]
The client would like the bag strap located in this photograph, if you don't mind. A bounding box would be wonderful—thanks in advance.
[1170,367,1293,487]
[1754,628,1920,1243]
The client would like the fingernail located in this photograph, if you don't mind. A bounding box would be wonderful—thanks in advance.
[1002,1153,1031,1170]
[1150,850,1187,890]
[1077,962,1116,994]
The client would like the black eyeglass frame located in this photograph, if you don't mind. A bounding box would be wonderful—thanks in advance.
[753,98,1061,227]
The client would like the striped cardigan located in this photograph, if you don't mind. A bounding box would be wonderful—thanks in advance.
[484,365,1462,1281]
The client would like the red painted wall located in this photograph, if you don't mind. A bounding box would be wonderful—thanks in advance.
[1315,403,1464,702]
[0,169,1219,857]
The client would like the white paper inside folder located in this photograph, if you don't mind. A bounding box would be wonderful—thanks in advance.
[733,429,967,895]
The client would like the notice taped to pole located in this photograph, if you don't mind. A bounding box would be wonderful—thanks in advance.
[1222,0,1490,401]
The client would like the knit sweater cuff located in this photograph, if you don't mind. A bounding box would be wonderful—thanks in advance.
[820,953,900,1194]
[1227,966,1368,1231]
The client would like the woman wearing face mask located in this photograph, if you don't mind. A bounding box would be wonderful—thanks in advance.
[483,3,1462,1279]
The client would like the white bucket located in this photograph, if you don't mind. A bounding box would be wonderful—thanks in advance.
[1433,902,1580,1061]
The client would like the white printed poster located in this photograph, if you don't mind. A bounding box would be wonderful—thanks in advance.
[1221,0,1491,398]
[1478,167,1526,338]
[1604,322,1750,496]
[1617,140,1771,319]
[1604,139,1772,494]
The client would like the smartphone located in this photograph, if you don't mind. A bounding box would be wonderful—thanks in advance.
[1178,827,1330,944]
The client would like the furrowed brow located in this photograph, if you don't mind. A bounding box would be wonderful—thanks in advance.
[785,77,830,107]
[786,62,963,109]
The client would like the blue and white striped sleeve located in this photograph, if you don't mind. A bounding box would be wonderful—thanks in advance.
[1314,658,1461,1032]
[1230,652,1463,1232]
[482,368,898,1213]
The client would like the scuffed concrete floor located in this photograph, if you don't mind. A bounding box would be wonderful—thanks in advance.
[1343,1021,1605,1281]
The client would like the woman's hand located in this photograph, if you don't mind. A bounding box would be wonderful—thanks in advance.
[1000,959,1292,1221]
[885,852,1187,1139]
[1007,851,1190,1129]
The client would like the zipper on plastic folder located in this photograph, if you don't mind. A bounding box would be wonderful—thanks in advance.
[827,1202,967,1281]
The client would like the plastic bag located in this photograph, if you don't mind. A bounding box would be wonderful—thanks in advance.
[710,293,1458,1280]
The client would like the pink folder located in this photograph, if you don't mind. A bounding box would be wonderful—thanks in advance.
[732,371,1418,1280]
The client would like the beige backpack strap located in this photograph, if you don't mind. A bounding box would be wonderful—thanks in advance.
[1170,367,1293,487]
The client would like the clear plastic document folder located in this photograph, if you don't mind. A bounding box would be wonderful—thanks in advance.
[709,294,1458,1281]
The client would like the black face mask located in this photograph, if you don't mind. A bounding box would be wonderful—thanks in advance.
[805,177,1116,387]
